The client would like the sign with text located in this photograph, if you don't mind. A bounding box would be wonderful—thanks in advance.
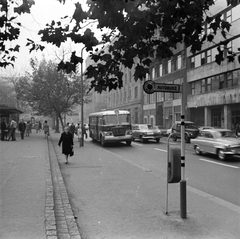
[143,80,180,94]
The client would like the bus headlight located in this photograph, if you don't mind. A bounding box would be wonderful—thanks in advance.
[103,131,113,136]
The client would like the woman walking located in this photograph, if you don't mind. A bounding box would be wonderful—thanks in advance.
[58,127,74,164]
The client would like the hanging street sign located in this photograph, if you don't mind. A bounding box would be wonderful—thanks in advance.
[143,80,180,94]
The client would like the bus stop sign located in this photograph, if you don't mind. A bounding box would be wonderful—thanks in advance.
[143,80,180,94]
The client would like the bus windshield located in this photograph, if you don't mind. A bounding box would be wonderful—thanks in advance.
[103,114,130,125]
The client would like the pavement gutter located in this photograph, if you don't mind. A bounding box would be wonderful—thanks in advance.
[45,136,81,239]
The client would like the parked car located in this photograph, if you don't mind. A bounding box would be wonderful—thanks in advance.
[169,121,199,143]
[132,124,162,143]
[192,128,240,160]
[198,126,216,132]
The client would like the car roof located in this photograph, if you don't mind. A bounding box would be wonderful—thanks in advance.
[201,128,231,132]
[175,121,194,124]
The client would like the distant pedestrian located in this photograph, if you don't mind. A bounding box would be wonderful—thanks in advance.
[1,118,7,141]
[25,121,31,137]
[38,121,42,131]
[18,119,26,139]
[7,118,17,141]
[69,123,75,138]
[83,124,87,139]
[235,122,240,137]
[58,127,74,164]
[35,121,39,133]
[43,120,50,138]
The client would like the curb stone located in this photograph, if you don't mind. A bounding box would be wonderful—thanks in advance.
[45,136,81,239]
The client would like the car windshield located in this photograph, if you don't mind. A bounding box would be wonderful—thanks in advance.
[214,131,235,138]
[185,123,198,129]
[103,114,131,125]
[140,125,149,130]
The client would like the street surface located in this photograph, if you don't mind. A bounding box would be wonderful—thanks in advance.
[51,133,240,239]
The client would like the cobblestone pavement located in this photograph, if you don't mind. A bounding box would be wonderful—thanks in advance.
[45,136,81,239]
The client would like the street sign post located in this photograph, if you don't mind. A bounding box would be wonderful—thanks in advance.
[143,80,180,94]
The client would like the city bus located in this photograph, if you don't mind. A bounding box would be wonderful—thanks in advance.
[89,109,133,146]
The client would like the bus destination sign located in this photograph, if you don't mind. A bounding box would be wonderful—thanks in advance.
[143,80,180,94]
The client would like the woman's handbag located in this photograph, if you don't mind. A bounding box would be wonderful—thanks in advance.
[70,147,74,157]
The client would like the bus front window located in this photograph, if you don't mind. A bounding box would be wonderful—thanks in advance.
[103,114,131,125]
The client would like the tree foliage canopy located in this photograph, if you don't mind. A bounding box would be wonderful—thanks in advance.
[1,0,240,92]
[15,58,90,127]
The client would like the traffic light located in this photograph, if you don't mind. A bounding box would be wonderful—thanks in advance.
[168,146,181,183]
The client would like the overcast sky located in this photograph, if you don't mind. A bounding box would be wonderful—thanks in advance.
[0,0,95,77]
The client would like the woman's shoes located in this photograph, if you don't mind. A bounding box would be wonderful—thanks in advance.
[65,162,68,164]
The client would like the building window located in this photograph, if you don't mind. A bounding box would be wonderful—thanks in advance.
[177,55,182,70]
[190,57,195,68]
[195,80,201,94]
[157,92,164,102]
[191,82,195,95]
[227,72,233,87]
[233,70,240,86]
[219,74,225,89]
[226,9,232,22]
[134,86,138,98]
[207,77,212,92]
[212,75,219,91]
[201,52,206,65]
[195,54,201,68]
[207,50,211,63]
[232,4,240,22]
[159,64,163,77]
[201,79,206,93]
[168,60,171,73]
[124,73,127,84]
[128,69,131,82]
[152,67,155,80]
[128,89,131,100]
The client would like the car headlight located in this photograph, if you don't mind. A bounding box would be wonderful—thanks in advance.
[126,130,132,135]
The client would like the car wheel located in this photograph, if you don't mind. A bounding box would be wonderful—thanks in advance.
[217,149,226,160]
[126,140,132,146]
[172,134,177,141]
[100,135,106,147]
[156,138,160,143]
[195,145,202,155]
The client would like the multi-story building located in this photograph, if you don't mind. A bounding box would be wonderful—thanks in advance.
[187,2,240,130]
[144,1,240,130]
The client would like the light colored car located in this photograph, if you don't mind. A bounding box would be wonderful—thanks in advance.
[192,128,240,160]
[132,124,161,143]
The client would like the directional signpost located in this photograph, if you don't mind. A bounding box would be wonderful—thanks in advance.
[143,80,180,94]
[143,80,186,219]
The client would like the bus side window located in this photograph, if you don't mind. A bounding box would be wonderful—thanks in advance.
[99,118,103,125]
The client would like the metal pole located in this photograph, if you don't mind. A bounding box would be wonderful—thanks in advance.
[180,83,187,219]
[165,133,172,215]
[80,46,86,147]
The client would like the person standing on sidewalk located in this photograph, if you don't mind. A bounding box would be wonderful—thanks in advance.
[58,127,74,164]
[18,119,26,140]
[1,118,7,141]
[43,120,50,138]
[7,118,17,141]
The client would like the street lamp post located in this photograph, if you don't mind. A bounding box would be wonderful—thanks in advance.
[80,46,86,147]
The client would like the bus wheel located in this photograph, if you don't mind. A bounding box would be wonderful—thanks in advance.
[126,140,132,146]
[100,135,106,146]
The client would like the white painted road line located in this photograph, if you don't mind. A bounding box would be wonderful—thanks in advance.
[199,158,239,169]
[154,148,167,152]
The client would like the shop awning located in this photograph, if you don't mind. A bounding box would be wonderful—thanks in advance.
[0,104,23,116]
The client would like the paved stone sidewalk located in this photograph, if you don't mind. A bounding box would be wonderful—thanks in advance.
[0,131,81,239]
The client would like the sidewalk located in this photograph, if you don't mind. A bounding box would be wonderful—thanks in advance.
[0,131,46,239]
[50,131,240,239]
[0,130,81,239]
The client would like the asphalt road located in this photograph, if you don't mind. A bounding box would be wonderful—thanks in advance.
[52,134,240,239]
[129,137,240,207]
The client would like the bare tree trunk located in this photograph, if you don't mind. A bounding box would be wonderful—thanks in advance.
[55,115,60,133]
[58,113,64,132]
